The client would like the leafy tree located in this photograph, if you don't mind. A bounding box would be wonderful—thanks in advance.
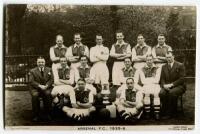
[118,6,168,47]
[6,4,27,54]
[166,9,181,49]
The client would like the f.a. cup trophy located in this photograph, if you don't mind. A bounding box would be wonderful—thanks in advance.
[101,84,111,105]
[101,84,116,118]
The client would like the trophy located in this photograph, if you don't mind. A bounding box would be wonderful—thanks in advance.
[101,83,117,118]
[101,84,111,105]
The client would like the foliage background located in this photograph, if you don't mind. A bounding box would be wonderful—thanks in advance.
[5,5,196,77]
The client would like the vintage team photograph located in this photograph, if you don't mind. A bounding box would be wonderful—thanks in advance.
[4,4,196,130]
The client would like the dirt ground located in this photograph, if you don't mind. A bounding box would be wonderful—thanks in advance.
[4,82,195,127]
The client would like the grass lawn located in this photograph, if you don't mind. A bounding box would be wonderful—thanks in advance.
[4,82,195,127]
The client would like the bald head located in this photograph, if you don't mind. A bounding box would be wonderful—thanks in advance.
[56,35,64,47]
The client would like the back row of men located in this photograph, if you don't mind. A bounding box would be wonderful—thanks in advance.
[29,31,186,122]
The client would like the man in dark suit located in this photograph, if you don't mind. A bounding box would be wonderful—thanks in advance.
[159,52,186,119]
[29,57,53,121]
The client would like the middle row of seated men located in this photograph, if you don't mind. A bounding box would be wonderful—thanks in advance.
[47,51,185,121]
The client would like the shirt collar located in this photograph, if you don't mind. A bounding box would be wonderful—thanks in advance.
[156,43,167,48]
[116,40,125,46]
[96,44,103,47]
[74,42,83,47]
[170,61,174,67]
[38,67,44,71]
[55,44,66,48]
[136,43,147,48]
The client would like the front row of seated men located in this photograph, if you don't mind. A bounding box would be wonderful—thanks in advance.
[29,52,186,122]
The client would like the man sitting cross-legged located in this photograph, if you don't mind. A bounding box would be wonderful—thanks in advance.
[51,57,76,108]
[62,78,96,121]
[116,78,143,121]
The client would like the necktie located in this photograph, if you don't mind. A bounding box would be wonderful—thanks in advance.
[40,68,44,77]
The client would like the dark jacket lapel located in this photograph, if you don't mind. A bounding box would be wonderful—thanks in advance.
[43,67,49,80]
[170,61,178,74]
[167,63,171,72]
[164,64,170,80]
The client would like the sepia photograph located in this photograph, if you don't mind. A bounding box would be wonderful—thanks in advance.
[3,4,196,130]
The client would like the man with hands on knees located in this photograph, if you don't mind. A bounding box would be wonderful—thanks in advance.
[29,57,53,122]
[139,54,161,120]
[159,52,186,119]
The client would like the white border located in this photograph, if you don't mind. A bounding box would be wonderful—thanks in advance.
[1,0,199,134]
[1,0,199,5]
[5,125,195,130]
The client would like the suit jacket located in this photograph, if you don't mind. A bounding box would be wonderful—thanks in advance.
[160,61,186,88]
[29,67,53,89]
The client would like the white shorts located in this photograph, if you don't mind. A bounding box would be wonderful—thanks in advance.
[133,62,146,70]
[143,84,161,96]
[71,62,81,70]
[86,84,97,95]
[73,108,90,117]
[52,63,60,71]
[112,61,125,85]
[63,106,96,117]
[116,84,126,97]
[90,62,109,84]
[117,104,138,115]
[51,85,73,96]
